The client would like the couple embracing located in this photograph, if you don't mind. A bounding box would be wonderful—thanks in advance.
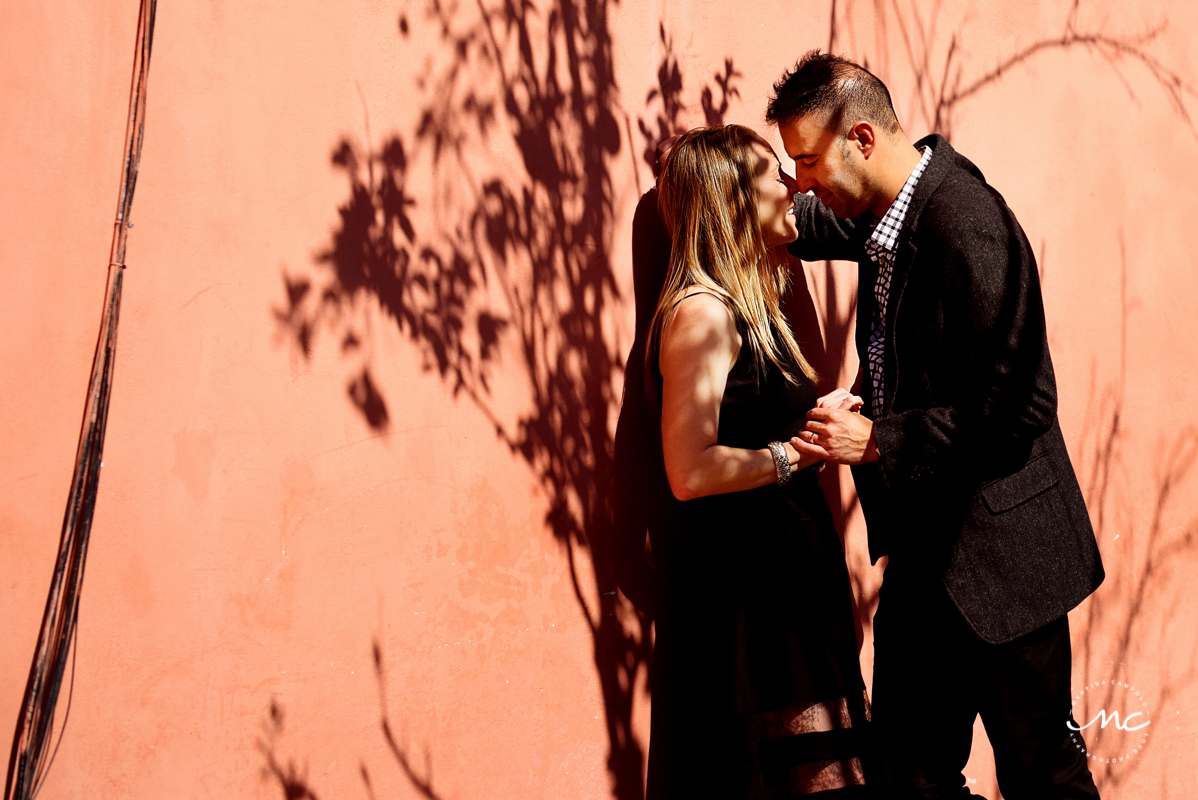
[614,52,1105,799]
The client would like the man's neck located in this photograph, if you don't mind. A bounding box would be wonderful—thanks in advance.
[869,138,925,218]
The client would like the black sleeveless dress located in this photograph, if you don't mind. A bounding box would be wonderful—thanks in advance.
[645,329,883,799]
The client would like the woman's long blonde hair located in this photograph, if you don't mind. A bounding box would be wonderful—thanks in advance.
[647,124,816,397]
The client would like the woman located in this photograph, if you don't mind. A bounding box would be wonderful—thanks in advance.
[642,125,882,798]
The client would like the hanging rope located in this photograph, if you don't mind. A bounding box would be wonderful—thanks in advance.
[4,2,157,798]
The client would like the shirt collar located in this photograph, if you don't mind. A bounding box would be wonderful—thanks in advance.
[867,145,933,254]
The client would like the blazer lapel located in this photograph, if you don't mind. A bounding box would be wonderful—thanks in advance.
[855,249,879,358]
[877,134,955,414]
[881,240,917,414]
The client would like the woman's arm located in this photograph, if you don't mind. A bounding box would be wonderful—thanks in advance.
[659,292,819,501]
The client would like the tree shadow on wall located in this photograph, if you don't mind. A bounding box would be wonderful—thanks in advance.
[364,640,460,800]
[273,3,739,799]
[259,700,321,800]
[636,23,742,174]
[258,641,491,800]
[1070,237,1198,792]
[828,0,1196,144]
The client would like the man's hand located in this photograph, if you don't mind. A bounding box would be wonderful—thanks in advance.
[791,407,877,465]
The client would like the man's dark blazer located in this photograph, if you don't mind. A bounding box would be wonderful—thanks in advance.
[789,134,1104,645]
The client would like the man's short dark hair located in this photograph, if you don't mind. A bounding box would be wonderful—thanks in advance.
[766,51,900,134]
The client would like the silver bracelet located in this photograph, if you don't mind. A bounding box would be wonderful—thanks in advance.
[766,441,792,486]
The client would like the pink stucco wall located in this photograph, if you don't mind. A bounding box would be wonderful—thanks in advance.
[2,1,1196,798]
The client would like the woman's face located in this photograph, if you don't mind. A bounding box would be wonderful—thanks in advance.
[753,142,798,248]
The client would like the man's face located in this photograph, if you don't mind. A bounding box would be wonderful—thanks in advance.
[779,115,871,219]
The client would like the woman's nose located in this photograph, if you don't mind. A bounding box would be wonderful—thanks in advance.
[780,169,801,195]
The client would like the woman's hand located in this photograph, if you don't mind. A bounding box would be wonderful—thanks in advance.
[781,439,819,476]
[816,388,864,412]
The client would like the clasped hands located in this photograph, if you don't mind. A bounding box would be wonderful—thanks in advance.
[791,388,879,465]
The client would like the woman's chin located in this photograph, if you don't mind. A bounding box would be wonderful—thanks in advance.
[767,222,799,247]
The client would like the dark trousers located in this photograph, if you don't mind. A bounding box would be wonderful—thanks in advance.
[870,573,1100,799]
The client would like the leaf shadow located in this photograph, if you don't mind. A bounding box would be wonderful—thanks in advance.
[271,5,744,799]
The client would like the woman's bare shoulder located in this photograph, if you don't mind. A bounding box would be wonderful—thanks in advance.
[665,290,735,334]
[660,290,739,368]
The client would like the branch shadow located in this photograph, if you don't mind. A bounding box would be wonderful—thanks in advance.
[830,0,1196,142]
[273,5,741,799]
[258,699,322,800]
[369,640,445,800]
[1071,235,1198,790]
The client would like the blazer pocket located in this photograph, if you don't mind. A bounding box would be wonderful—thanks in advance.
[980,456,1060,514]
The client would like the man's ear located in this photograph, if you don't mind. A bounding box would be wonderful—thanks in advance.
[847,120,877,158]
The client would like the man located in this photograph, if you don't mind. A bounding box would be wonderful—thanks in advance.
[775,52,1105,798]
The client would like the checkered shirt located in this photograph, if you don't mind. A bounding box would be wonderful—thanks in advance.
[863,146,932,413]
